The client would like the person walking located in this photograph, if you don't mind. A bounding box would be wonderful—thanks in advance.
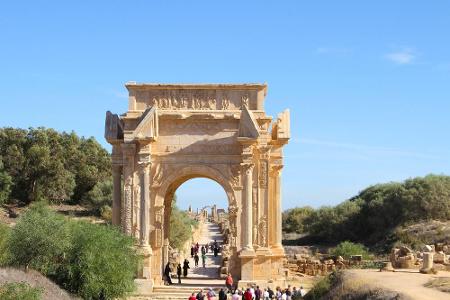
[191,246,195,258]
[206,288,216,300]
[177,263,182,284]
[263,288,269,300]
[201,245,206,255]
[225,273,233,291]
[286,285,292,300]
[299,286,306,298]
[231,290,240,300]
[183,259,190,277]
[213,246,219,257]
[201,252,207,268]
[189,292,197,300]
[196,289,204,300]
[255,286,262,300]
[164,262,172,285]
[244,288,252,300]
[194,253,199,267]
[218,288,226,300]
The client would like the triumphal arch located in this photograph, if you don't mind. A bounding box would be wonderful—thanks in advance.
[105,83,290,287]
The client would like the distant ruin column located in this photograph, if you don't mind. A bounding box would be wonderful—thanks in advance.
[121,143,136,235]
[420,252,434,274]
[112,165,122,226]
[243,163,254,251]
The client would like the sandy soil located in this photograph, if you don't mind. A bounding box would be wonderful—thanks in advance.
[347,269,450,300]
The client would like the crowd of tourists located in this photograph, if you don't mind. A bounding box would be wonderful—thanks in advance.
[187,276,307,300]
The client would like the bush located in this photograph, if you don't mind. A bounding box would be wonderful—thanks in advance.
[169,194,198,250]
[0,156,12,205]
[0,282,43,300]
[170,207,197,250]
[330,241,371,260]
[99,205,112,222]
[7,202,72,276]
[81,180,112,213]
[66,221,138,299]
[283,174,450,251]
[0,223,11,265]
[302,273,333,300]
[5,204,139,299]
[282,206,314,233]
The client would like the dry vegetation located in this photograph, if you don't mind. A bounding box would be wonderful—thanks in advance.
[424,277,450,293]
[0,267,77,300]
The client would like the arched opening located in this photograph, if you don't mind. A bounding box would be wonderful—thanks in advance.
[155,165,239,284]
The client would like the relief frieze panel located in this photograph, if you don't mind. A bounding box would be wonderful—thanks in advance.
[133,89,256,111]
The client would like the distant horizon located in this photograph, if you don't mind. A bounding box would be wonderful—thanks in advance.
[1,1,449,209]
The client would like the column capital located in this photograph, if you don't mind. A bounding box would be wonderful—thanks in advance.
[242,163,255,175]
[269,165,283,175]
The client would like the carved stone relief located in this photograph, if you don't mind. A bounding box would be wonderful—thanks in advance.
[123,176,133,235]
[259,160,268,188]
[258,216,267,247]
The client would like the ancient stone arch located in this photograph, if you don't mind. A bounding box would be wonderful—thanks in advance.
[105,83,290,288]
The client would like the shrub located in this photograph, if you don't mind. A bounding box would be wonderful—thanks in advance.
[81,179,112,213]
[0,223,11,265]
[0,282,43,300]
[7,202,72,276]
[330,241,371,260]
[66,221,138,299]
[99,205,112,222]
[302,273,332,300]
[0,156,12,205]
[6,203,139,299]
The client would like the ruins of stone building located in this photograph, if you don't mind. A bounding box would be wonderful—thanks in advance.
[105,83,290,289]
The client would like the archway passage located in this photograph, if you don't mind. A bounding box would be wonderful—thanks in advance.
[105,83,291,290]
[167,178,227,288]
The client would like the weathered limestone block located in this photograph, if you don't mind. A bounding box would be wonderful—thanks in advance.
[434,252,448,264]
[420,252,434,274]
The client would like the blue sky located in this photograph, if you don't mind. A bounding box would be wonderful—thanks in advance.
[1,1,449,210]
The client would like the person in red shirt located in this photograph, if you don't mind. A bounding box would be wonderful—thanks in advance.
[244,288,253,300]
[225,273,233,291]
[188,292,197,300]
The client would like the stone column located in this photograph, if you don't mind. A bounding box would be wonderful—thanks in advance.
[420,252,434,274]
[243,163,254,251]
[122,143,136,235]
[112,165,122,226]
[274,167,283,248]
[269,166,283,250]
[138,161,151,250]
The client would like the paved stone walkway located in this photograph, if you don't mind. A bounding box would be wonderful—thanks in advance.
[178,221,225,288]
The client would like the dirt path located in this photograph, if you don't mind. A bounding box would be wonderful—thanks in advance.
[347,269,450,300]
[178,221,225,287]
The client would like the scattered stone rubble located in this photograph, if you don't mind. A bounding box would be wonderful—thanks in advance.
[388,242,450,273]
[283,253,364,277]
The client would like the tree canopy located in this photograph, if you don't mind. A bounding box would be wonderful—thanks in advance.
[283,174,450,248]
[0,127,111,205]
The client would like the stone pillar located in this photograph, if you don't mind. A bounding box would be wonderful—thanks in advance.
[420,252,434,274]
[243,163,254,251]
[138,161,151,250]
[270,166,283,251]
[122,143,136,235]
[112,165,122,226]
[274,167,283,248]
